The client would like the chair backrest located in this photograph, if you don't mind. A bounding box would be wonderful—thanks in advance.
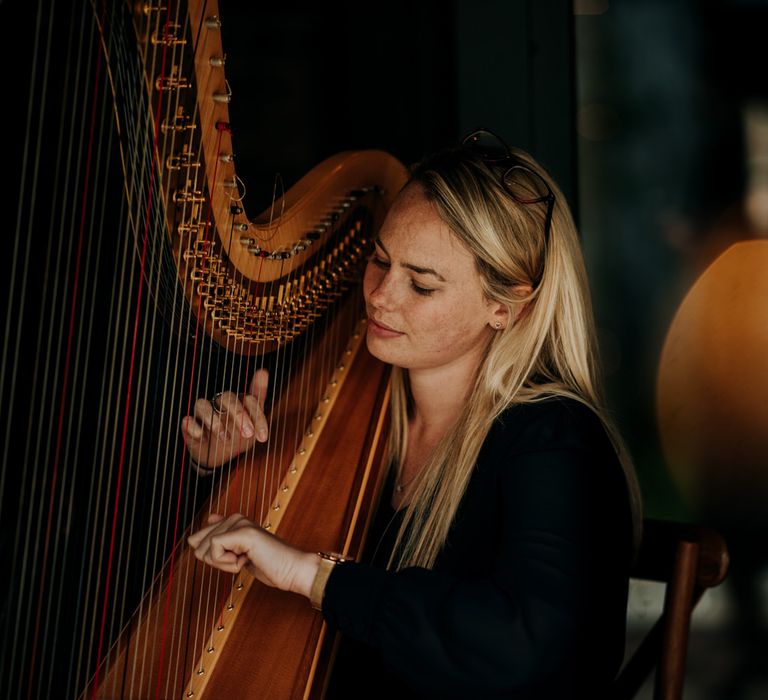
[613,519,729,700]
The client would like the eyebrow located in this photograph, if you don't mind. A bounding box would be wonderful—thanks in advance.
[374,238,447,282]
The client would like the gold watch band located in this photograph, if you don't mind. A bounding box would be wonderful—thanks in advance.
[309,552,349,610]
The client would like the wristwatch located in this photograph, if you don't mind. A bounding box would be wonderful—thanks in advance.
[310,551,350,610]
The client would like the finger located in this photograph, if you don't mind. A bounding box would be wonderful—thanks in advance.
[206,539,241,569]
[217,391,254,439]
[194,397,227,440]
[188,512,233,547]
[187,525,215,548]
[181,416,204,441]
[246,370,270,442]
[209,533,247,567]
[243,395,268,442]
[248,369,270,412]
[204,554,242,574]
[205,520,256,573]
[188,519,220,549]
[189,511,246,550]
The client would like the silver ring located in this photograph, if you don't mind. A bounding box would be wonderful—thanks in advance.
[210,391,226,414]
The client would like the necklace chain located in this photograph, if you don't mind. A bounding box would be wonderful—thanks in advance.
[395,467,420,493]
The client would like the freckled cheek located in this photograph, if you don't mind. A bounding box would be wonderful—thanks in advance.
[418,298,490,355]
[415,308,470,354]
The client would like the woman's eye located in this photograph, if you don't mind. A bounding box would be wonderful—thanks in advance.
[411,281,435,296]
[370,256,390,269]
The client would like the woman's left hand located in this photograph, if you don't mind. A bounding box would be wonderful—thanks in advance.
[188,513,319,598]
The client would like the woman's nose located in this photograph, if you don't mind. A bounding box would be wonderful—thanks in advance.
[365,267,397,311]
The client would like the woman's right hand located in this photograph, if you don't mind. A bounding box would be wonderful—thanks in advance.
[181,369,270,469]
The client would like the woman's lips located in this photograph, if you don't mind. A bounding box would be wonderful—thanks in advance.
[368,318,405,338]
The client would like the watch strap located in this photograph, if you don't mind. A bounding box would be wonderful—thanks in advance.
[310,552,349,610]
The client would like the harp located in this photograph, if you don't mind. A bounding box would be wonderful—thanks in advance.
[0,1,407,697]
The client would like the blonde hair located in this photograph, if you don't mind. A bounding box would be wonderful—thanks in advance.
[388,146,642,569]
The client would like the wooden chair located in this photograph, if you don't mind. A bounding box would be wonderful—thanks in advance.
[613,519,729,700]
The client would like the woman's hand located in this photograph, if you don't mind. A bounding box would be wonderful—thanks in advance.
[181,369,270,469]
[188,513,320,597]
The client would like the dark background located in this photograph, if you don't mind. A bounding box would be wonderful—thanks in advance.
[219,1,577,213]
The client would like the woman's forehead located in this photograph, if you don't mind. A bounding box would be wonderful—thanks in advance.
[379,192,476,277]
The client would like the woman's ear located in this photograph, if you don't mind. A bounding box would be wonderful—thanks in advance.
[488,285,533,330]
[488,303,510,331]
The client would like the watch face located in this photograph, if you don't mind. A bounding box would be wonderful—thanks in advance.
[320,551,348,563]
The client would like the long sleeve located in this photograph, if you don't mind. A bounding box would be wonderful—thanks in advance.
[323,399,632,699]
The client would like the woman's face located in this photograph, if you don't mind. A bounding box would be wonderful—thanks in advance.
[363,185,505,373]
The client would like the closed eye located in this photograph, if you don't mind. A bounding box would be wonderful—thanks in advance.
[411,281,435,296]
[370,255,390,269]
[369,254,435,295]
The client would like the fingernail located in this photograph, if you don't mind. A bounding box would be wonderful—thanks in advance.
[258,428,268,441]
[242,423,254,438]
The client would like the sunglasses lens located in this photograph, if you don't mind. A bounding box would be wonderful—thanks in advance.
[462,130,510,162]
[503,166,552,205]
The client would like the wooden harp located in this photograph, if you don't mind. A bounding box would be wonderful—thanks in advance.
[0,0,406,698]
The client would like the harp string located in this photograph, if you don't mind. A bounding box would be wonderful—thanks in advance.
[121,1,198,695]
[20,2,105,696]
[3,0,383,695]
[146,2,267,689]
[153,14,203,693]
[0,2,63,688]
[47,22,120,700]
[159,117,229,692]
[128,4,200,693]
[107,2,165,692]
[71,194,134,699]
[78,4,156,691]
[33,0,113,696]
[73,3,153,672]
[91,0,185,691]
[96,0,208,685]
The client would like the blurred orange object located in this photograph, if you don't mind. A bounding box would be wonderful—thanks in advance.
[657,240,768,520]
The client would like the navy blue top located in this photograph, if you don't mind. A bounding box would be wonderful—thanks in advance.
[323,397,633,699]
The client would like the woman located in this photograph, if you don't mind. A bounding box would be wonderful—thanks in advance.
[182,130,641,698]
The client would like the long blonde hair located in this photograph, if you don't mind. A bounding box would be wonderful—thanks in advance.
[388,146,642,569]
